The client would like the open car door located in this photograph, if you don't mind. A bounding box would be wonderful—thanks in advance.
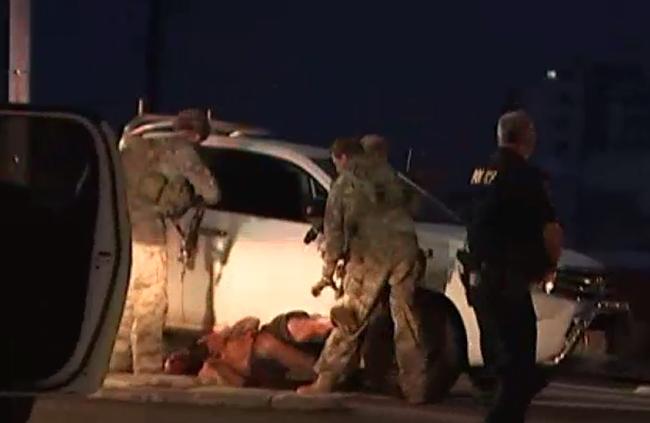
[0,106,130,398]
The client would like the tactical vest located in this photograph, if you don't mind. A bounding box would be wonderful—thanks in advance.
[132,135,197,218]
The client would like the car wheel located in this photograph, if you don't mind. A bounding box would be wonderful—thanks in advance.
[419,290,467,401]
[605,311,650,361]
[361,289,467,403]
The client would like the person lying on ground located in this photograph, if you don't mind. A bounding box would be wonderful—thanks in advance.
[164,311,333,388]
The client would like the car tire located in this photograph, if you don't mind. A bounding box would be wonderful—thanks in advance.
[361,288,467,403]
[418,290,467,402]
[605,311,650,361]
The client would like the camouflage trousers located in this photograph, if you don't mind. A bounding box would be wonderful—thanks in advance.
[315,256,428,403]
[110,242,168,374]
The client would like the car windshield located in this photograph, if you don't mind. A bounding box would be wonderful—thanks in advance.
[312,158,462,225]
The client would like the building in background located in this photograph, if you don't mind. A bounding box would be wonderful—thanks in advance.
[527,60,650,253]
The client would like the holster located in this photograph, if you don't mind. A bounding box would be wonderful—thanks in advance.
[456,249,482,307]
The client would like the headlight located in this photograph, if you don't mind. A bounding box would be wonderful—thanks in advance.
[550,269,609,300]
[544,280,555,294]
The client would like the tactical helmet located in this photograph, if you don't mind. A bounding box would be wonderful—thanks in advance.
[174,108,211,141]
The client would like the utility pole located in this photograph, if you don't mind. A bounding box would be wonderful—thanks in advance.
[3,0,31,186]
[8,0,30,103]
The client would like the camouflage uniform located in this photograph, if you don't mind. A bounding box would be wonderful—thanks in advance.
[361,141,421,218]
[110,133,219,374]
[315,156,428,403]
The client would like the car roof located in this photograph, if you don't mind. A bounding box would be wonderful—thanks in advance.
[201,135,331,161]
[121,113,466,226]
[121,112,331,161]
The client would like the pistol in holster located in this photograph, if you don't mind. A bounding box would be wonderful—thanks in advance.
[456,249,482,306]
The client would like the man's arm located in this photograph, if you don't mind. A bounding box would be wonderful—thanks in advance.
[171,143,220,205]
[321,177,347,280]
[254,332,316,379]
[530,171,563,267]
[199,359,246,387]
[544,222,563,265]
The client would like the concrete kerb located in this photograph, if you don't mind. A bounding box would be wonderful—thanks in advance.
[271,391,352,411]
[635,386,650,395]
[101,373,199,390]
[92,386,276,409]
[93,373,352,411]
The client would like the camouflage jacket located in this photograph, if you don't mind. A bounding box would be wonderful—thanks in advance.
[364,155,421,217]
[321,156,418,278]
[121,133,220,245]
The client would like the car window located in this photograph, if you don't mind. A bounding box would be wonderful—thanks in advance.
[198,147,314,222]
[400,176,462,225]
[314,157,337,180]
[1,114,100,382]
[312,179,328,200]
[312,157,461,225]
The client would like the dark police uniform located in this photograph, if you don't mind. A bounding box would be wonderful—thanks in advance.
[466,147,557,423]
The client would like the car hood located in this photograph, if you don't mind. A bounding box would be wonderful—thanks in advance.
[557,249,604,272]
[414,223,604,272]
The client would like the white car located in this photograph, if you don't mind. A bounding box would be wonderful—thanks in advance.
[122,113,630,393]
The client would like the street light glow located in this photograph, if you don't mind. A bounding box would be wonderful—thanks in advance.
[547,69,558,80]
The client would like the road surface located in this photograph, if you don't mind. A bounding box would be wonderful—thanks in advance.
[28,377,650,423]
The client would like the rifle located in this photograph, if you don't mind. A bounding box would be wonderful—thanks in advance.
[303,220,345,298]
[174,201,206,281]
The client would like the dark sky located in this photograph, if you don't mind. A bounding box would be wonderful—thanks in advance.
[23,0,650,190]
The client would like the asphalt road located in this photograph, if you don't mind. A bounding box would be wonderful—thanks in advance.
[27,378,650,423]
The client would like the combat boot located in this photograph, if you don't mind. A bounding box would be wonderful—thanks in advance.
[296,372,338,395]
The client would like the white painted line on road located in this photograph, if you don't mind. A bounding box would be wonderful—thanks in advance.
[534,399,650,413]
[551,382,636,395]
[539,391,650,408]
[635,386,650,395]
